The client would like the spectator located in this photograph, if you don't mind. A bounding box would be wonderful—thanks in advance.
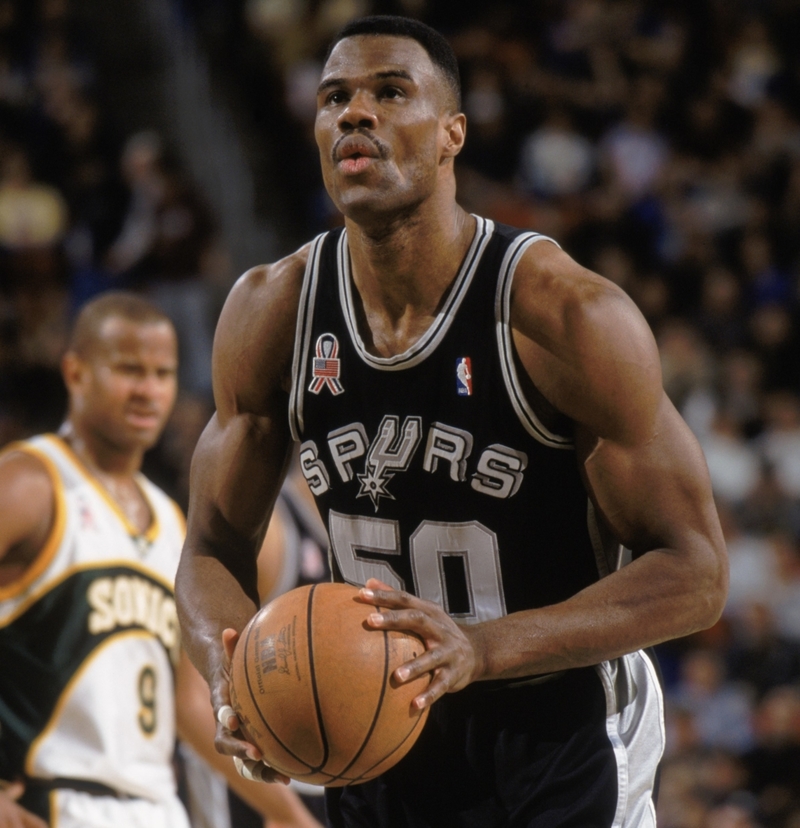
[743,685,800,824]
[517,105,595,198]
[598,76,669,201]
[759,392,800,499]
[670,648,755,753]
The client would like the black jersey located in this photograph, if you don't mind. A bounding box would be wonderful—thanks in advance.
[289,217,619,624]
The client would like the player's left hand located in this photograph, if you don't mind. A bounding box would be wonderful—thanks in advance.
[215,628,291,785]
[358,578,486,709]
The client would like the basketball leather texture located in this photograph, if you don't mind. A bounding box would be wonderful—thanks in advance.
[230,582,430,786]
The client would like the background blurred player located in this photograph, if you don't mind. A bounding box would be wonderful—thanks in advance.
[0,292,322,828]
[175,15,728,828]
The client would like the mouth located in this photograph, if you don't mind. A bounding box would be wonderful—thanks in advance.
[125,410,161,430]
[333,135,384,175]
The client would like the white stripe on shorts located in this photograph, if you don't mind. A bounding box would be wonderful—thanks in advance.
[595,650,665,828]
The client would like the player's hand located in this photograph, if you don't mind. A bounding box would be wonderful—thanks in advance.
[358,578,487,709]
[212,628,290,785]
[0,781,48,828]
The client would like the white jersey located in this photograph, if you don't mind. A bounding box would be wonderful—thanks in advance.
[0,434,186,806]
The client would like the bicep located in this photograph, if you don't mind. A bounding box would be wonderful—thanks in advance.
[187,260,301,552]
[187,409,293,556]
[579,393,725,564]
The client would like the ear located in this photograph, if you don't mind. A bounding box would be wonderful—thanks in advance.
[440,112,466,160]
[61,351,86,395]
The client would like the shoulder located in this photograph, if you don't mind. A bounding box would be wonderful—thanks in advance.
[0,444,57,559]
[218,242,313,333]
[510,241,662,444]
[0,444,56,504]
[213,242,315,415]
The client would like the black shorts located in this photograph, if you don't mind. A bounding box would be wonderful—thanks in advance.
[326,653,663,828]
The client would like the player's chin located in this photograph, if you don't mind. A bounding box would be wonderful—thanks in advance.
[119,423,165,451]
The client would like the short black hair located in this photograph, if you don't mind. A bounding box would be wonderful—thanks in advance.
[326,15,461,111]
[69,291,173,357]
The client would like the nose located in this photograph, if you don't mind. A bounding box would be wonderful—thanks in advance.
[337,90,377,131]
[132,371,166,401]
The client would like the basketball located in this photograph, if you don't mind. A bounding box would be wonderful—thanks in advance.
[229,582,431,787]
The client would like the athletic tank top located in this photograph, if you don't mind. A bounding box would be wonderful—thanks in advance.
[289,218,621,624]
[0,434,185,801]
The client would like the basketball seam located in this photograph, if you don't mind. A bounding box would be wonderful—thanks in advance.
[306,583,331,771]
[240,590,318,773]
[349,706,428,784]
[321,613,390,785]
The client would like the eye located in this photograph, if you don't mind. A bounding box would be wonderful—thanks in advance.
[325,89,348,106]
[379,86,404,100]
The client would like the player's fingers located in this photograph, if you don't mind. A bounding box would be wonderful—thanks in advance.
[359,585,423,610]
[364,577,394,592]
[393,647,446,685]
[214,726,264,761]
[3,781,24,801]
[233,757,290,786]
[221,628,239,662]
[1,782,48,828]
[21,809,48,828]
[411,670,454,710]
[216,703,239,732]
[366,606,442,638]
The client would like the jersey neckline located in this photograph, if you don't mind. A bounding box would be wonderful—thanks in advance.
[337,215,494,371]
[47,434,161,544]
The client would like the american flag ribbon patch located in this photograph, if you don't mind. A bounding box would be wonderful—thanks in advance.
[309,333,344,395]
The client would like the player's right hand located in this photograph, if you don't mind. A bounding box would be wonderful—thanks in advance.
[0,781,48,828]
[213,628,291,785]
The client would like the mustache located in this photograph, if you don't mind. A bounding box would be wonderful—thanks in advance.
[331,130,390,163]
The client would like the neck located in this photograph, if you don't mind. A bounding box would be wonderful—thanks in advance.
[60,420,143,480]
[345,196,475,324]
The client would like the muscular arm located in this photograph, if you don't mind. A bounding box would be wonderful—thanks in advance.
[468,242,727,677]
[174,249,308,752]
[364,241,727,702]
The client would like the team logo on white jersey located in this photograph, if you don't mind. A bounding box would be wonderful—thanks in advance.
[309,333,344,395]
[456,357,473,396]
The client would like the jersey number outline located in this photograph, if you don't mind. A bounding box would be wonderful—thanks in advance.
[138,665,157,735]
[328,511,507,624]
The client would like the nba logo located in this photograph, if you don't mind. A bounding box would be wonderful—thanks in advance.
[456,357,472,396]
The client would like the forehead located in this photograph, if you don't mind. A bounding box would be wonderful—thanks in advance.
[94,317,177,360]
[322,34,439,87]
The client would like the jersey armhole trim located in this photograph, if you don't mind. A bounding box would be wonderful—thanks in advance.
[289,233,327,441]
[0,441,67,602]
[495,235,574,449]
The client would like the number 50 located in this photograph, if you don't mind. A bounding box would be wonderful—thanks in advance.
[328,512,507,624]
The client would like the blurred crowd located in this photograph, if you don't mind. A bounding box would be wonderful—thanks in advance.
[0,0,223,507]
[6,0,800,825]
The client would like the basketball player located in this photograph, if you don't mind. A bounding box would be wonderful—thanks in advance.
[0,293,322,828]
[175,15,728,827]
